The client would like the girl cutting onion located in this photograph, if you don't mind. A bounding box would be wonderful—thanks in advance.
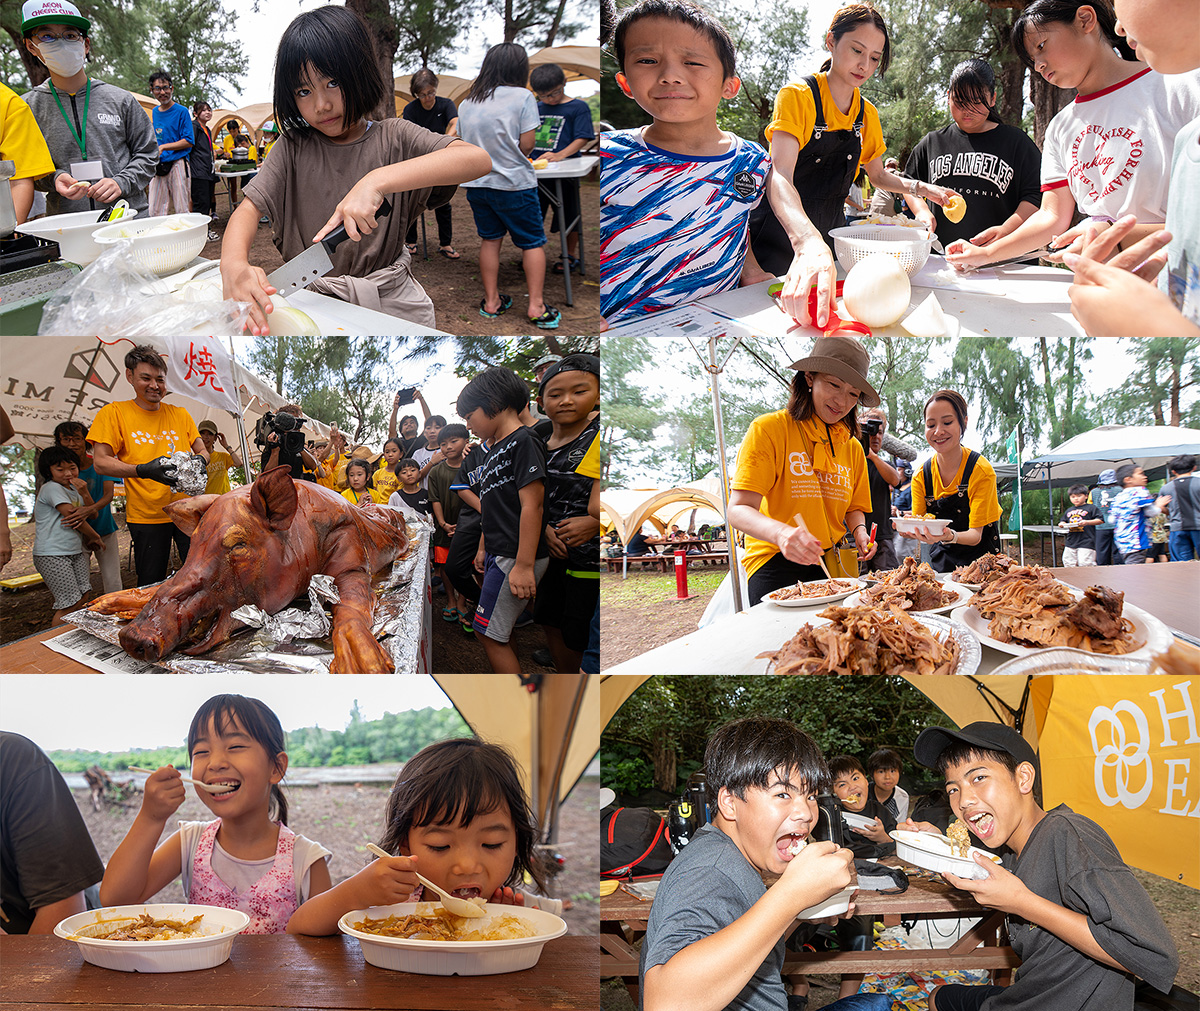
[907,389,1002,573]
[219,5,492,334]
[727,333,878,606]
[286,737,561,935]
[748,3,960,326]
[100,695,332,934]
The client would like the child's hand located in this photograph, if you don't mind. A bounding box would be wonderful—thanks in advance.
[545,525,569,560]
[70,477,89,494]
[473,548,487,574]
[353,853,419,907]
[897,818,942,835]
[315,181,385,243]
[489,885,526,906]
[61,505,89,529]
[942,856,1028,915]
[555,514,599,548]
[443,523,456,537]
[851,817,891,844]
[141,766,187,821]
[220,261,277,335]
[508,561,538,600]
[781,840,855,912]
[86,534,106,553]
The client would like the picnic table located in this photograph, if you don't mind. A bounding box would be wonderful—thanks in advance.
[601,560,1199,674]
[601,858,1015,1004]
[0,933,598,1010]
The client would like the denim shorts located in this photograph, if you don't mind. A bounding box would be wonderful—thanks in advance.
[466,187,547,249]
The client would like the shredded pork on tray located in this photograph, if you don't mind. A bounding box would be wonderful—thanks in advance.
[87,913,204,941]
[759,603,960,675]
[971,566,1142,654]
[1149,641,1200,676]
[858,557,957,611]
[952,552,1017,586]
[769,579,857,600]
[352,908,537,942]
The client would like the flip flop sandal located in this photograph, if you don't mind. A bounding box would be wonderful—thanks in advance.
[438,247,461,259]
[529,305,561,330]
[441,606,458,622]
[479,294,514,319]
[552,256,580,274]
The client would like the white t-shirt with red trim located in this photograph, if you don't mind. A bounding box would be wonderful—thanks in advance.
[1040,67,1200,221]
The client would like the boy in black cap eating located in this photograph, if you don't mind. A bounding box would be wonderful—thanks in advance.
[912,721,1178,1011]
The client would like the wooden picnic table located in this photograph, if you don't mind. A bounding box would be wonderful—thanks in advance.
[600,859,1015,1003]
[0,933,598,1010]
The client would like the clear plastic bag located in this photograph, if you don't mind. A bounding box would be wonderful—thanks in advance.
[38,241,250,336]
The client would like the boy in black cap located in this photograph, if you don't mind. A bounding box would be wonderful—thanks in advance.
[912,721,1178,1011]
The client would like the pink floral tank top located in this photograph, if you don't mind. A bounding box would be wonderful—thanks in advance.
[190,819,297,934]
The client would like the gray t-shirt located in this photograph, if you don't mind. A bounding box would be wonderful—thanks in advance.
[457,86,540,191]
[982,805,1178,1011]
[1158,473,1199,531]
[639,824,786,1011]
[33,481,84,556]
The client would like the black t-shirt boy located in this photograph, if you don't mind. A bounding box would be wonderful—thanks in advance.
[843,792,897,860]
[543,417,600,570]
[398,487,432,516]
[478,426,548,560]
[1062,502,1103,549]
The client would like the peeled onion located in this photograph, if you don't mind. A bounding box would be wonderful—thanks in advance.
[901,293,947,338]
[266,305,321,335]
[841,253,911,328]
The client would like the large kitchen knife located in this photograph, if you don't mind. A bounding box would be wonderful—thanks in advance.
[266,198,392,295]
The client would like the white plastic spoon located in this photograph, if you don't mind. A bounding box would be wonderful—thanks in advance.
[128,766,236,794]
[364,842,485,918]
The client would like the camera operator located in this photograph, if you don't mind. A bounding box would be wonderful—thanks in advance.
[860,407,900,572]
[259,404,319,481]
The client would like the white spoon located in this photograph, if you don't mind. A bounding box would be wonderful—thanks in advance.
[128,766,236,794]
[364,842,485,918]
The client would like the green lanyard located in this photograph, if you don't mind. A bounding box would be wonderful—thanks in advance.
[49,79,91,160]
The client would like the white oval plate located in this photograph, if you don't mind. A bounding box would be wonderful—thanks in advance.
[845,580,974,616]
[765,578,865,607]
[797,885,857,920]
[842,810,876,830]
[54,904,249,972]
[894,516,952,536]
[950,590,1172,660]
[890,829,1002,881]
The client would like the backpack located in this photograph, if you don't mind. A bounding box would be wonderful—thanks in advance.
[601,806,674,879]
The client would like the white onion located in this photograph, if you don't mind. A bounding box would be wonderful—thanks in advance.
[901,292,947,338]
[841,253,911,328]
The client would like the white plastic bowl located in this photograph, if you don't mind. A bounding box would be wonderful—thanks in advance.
[893,516,952,536]
[338,901,567,975]
[829,224,932,277]
[54,903,250,972]
[797,885,857,920]
[93,213,209,275]
[842,810,876,831]
[15,208,140,265]
[890,829,1003,881]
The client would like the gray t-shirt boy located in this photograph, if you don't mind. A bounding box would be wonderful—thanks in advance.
[639,823,786,1011]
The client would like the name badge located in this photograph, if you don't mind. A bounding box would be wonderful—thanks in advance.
[70,160,104,181]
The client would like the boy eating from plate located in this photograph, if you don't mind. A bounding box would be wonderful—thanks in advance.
[640,716,888,1011]
[913,721,1178,1011]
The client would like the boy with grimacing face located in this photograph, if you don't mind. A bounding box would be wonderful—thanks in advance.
[912,722,1178,1011]
[640,716,890,1011]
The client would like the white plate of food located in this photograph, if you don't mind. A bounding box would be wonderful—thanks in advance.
[338,901,567,975]
[765,578,864,607]
[54,904,250,972]
[893,516,952,537]
[841,810,877,830]
[797,885,858,920]
[844,580,973,616]
[890,830,1002,881]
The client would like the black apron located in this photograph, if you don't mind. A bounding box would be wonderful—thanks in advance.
[924,451,1001,572]
[749,75,865,275]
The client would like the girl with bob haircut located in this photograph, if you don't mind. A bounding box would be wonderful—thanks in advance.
[219,5,491,334]
[901,58,1042,247]
[457,43,561,329]
[750,3,960,329]
[946,0,1200,272]
[285,737,559,935]
[728,333,879,605]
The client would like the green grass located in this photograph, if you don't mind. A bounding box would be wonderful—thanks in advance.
[601,568,727,605]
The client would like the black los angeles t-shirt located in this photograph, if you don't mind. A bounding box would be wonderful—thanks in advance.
[1062,502,1102,548]
[544,418,600,570]
[905,122,1042,245]
[478,426,548,560]
[402,95,458,136]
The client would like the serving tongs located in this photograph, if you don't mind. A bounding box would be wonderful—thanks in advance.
[365,842,486,918]
[128,766,236,793]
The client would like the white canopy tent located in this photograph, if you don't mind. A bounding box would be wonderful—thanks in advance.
[1022,424,1200,487]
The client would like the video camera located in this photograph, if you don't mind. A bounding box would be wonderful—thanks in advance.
[861,418,883,437]
[254,409,309,449]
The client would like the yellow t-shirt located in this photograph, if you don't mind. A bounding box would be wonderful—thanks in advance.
[911,449,1002,529]
[1,82,55,181]
[732,410,871,577]
[374,460,399,500]
[204,450,234,495]
[766,73,886,171]
[222,133,257,162]
[88,400,201,524]
[342,487,371,506]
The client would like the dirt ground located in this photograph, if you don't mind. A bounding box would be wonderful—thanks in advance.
[0,518,561,672]
[74,774,600,936]
[203,175,601,337]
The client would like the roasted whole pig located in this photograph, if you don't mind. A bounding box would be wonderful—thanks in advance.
[88,466,409,672]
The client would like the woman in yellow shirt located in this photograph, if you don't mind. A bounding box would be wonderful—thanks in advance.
[728,333,878,604]
[749,3,959,328]
[908,388,1002,572]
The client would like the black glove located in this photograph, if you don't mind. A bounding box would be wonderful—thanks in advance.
[136,455,179,486]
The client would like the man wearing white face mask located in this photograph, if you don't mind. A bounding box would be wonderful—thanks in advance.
[20,0,156,216]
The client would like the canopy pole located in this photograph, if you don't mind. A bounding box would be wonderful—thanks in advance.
[684,332,745,613]
[225,339,255,482]
[1047,465,1055,564]
[1016,427,1025,566]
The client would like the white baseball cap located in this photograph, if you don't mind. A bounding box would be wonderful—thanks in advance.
[22,0,90,33]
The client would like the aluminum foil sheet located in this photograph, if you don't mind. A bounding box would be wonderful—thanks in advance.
[988,647,1154,676]
[169,451,208,496]
[63,512,431,674]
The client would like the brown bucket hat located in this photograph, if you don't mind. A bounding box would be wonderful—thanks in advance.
[788,333,880,408]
